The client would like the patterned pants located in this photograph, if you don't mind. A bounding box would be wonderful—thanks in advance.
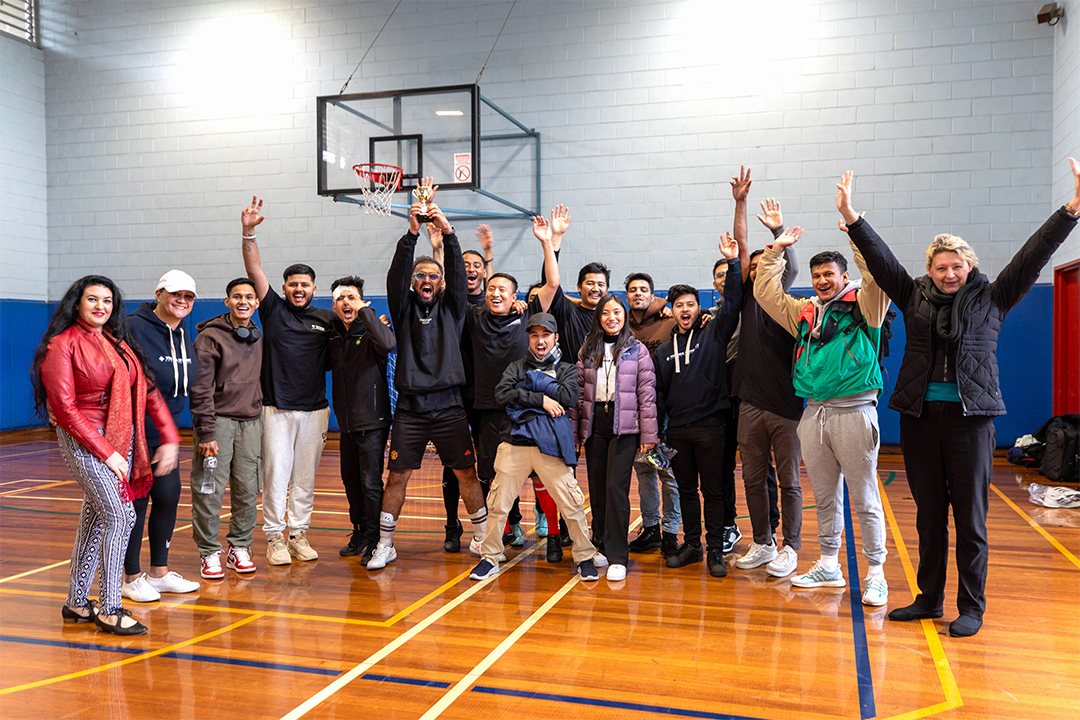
[56,427,136,615]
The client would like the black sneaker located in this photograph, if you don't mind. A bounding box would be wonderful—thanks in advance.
[339,527,365,557]
[722,525,742,554]
[628,524,662,552]
[559,518,572,547]
[443,522,463,553]
[707,547,728,577]
[665,543,703,568]
[546,534,564,563]
[661,531,679,558]
[360,543,375,566]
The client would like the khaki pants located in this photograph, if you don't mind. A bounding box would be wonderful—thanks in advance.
[481,442,596,564]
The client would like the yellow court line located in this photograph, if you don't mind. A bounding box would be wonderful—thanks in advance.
[0,613,263,695]
[878,479,963,719]
[279,541,546,720]
[990,483,1080,570]
[418,573,581,720]
[0,481,75,497]
[0,479,50,486]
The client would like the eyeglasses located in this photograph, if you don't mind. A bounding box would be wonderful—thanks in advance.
[413,272,441,282]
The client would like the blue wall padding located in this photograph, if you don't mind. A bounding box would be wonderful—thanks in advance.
[0,287,1054,447]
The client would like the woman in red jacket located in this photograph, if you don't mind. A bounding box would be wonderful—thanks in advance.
[31,275,181,636]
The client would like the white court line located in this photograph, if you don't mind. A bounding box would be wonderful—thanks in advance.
[279,542,544,720]
[418,573,581,720]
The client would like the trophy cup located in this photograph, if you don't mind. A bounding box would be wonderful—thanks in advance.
[412,185,433,223]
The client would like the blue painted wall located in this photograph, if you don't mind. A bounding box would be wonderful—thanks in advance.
[0,286,1054,447]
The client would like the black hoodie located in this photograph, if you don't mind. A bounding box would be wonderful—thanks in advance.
[127,302,197,445]
[327,307,396,433]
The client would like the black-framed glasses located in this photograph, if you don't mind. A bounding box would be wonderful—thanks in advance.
[413,272,441,282]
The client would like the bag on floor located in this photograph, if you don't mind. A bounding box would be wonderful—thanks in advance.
[1008,433,1043,468]
[1033,414,1080,483]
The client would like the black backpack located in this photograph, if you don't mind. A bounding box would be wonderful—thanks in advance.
[1033,414,1080,483]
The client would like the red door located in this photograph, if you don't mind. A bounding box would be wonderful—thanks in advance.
[1054,259,1080,414]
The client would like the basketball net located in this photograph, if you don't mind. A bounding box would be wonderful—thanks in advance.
[353,163,403,217]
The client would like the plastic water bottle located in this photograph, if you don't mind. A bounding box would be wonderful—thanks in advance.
[200,452,217,494]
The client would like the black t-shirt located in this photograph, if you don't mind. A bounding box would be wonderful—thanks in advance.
[467,305,528,410]
[731,277,803,421]
[530,286,595,362]
[258,288,334,411]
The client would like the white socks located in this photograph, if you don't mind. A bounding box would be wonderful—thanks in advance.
[379,512,396,546]
[469,507,488,543]
[819,554,840,572]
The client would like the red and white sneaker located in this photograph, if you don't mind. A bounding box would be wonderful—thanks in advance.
[227,545,257,574]
[201,551,225,580]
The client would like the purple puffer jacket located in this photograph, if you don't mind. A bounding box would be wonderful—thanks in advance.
[570,338,659,446]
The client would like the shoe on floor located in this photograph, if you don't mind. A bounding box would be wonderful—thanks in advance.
[201,551,225,580]
[559,518,572,547]
[546,534,563,563]
[721,525,742,554]
[360,543,375,566]
[504,523,525,547]
[861,575,889,606]
[707,548,728,577]
[790,560,845,588]
[145,571,200,594]
[444,522,463,553]
[949,614,982,637]
[888,601,944,622]
[121,573,161,602]
[578,558,599,581]
[535,512,548,538]
[735,542,778,569]
[94,607,147,636]
[606,563,627,581]
[665,543,703,568]
[340,526,365,557]
[287,530,319,561]
[766,546,798,578]
[367,543,397,570]
[468,534,485,556]
[267,533,291,565]
[628,524,662,552]
[469,559,499,580]
[660,531,679,558]
[591,552,609,568]
[226,545,256,574]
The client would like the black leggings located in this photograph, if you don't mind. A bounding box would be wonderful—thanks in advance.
[124,443,181,575]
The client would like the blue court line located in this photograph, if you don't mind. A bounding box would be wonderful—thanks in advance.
[842,482,877,719]
[471,686,766,720]
[362,673,451,688]
[0,635,145,655]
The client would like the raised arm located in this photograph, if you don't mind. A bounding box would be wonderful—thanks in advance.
[711,232,743,341]
[532,206,569,312]
[753,227,808,338]
[837,171,914,308]
[387,223,420,322]
[241,195,270,302]
[756,198,798,290]
[850,239,893,328]
[426,223,445,269]
[731,165,752,280]
[428,201,466,316]
[477,224,495,274]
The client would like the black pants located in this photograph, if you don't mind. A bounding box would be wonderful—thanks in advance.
[584,404,638,566]
[442,406,488,526]
[726,396,781,532]
[124,442,180,574]
[668,412,726,550]
[341,425,390,546]
[900,402,995,620]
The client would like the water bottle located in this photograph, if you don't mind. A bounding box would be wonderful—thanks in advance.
[200,452,217,494]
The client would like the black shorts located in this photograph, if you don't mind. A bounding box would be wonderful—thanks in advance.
[388,407,476,471]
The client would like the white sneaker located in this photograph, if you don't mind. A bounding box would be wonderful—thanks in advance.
[287,530,319,562]
[367,543,397,570]
[592,552,609,568]
[606,563,627,581]
[766,546,798,578]
[790,560,845,588]
[121,573,161,602]
[862,575,889,606]
[200,551,224,580]
[145,571,200,594]
[468,535,483,556]
[735,542,778,569]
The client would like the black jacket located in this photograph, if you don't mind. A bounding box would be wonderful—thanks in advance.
[846,207,1077,417]
[327,308,396,433]
[386,229,467,396]
[495,356,580,445]
[654,259,741,429]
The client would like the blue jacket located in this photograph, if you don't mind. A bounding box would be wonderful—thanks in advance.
[506,370,578,467]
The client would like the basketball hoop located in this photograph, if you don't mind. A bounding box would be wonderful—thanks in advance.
[353,163,403,216]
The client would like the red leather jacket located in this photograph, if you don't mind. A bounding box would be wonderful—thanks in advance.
[41,321,179,470]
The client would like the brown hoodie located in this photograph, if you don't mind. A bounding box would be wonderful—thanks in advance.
[628,295,676,355]
[190,314,263,438]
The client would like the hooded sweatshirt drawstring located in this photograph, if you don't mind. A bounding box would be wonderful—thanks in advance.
[674,328,694,374]
[166,325,190,398]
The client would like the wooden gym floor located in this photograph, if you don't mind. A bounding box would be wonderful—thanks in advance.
[0,427,1076,720]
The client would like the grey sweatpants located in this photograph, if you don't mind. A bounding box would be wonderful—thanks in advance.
[738,402,803,551]
[796,403,887,567]
[261,406,330,537]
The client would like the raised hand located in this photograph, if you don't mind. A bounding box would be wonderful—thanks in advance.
[1068,157,1080,215]
[409,202,423,234]
[532,214,552,243]
[756,198,783,230]
[241,195,265,232]
[427,203,453,234]
[550,204,571,236]
[426,222,444,247]
[838,212,866,234]
[730,165,752,202]
[511,299,528,315]
[476,224,493,251]
[773,226,804,249]
[718,231,738,259]
[836,170,860,224]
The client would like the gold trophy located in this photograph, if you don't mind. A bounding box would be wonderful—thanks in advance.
[412,185,433,223]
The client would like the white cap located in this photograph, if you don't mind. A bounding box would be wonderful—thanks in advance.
[156,269,198,298]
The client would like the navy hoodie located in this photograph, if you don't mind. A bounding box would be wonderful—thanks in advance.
[128,302,197,445]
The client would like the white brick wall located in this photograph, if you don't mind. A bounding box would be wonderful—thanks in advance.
[32,0,1069,300]
[1,36,48,300]
[1053,0,1080,266]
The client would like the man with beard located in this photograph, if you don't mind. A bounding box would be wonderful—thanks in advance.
[327,276,395,565]
[367,179,489,571]
[624,272,681,557]
[241,196,335,566]
[654,233,742,578]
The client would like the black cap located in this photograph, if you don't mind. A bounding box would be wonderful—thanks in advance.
[526,312,557,333]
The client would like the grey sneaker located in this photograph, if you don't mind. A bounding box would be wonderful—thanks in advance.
[790,560,845,588]
[288,530,319,561]
[266,533,292,566]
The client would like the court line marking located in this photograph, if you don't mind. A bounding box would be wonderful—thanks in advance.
[989,483,1080,570]
[840,484,875,720]
[0,481,75,497]
[470,686,766,720]
[0,613,263,695]
[417,573,581,720]
[278,542,546,720]
[0,447,59,460]
[878,478,963,719]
